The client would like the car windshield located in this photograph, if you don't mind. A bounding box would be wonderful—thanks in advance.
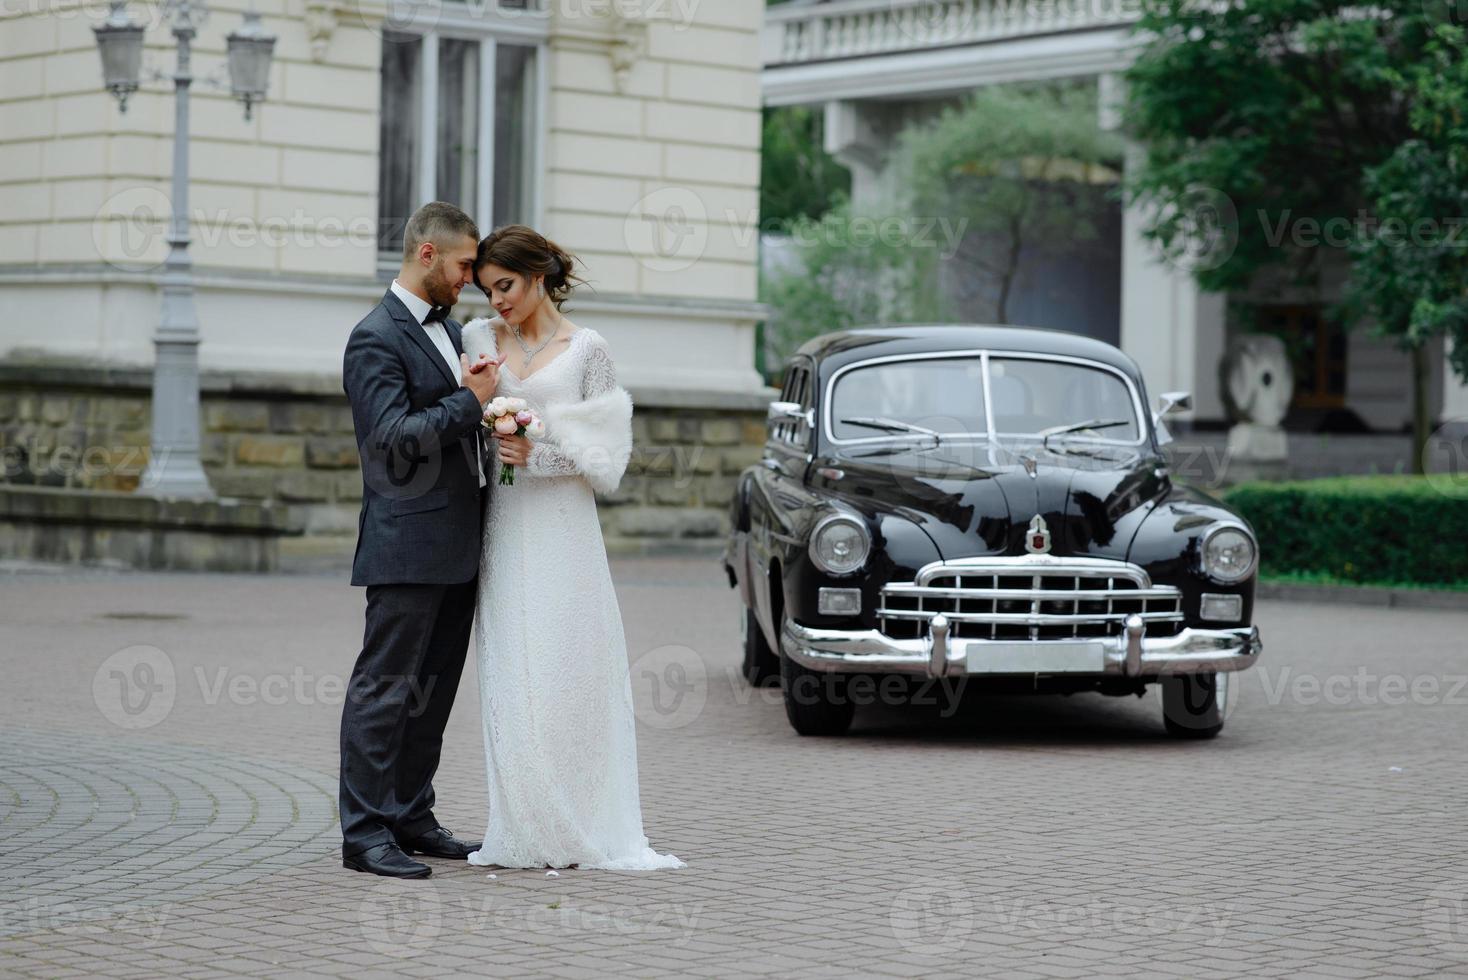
[828,355,1141,444]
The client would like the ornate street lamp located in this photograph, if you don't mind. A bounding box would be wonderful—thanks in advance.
[93,0,276,500]
[92,1,146,113]
[226,10,276,122]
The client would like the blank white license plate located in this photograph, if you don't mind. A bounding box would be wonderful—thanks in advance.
[965,640,1107,674]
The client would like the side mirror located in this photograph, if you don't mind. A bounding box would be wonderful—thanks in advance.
[767,400,812,430]
[1156,391,1192,417]
[1152,391,1191,446]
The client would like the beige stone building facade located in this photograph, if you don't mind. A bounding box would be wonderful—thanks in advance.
[0,0,770,550]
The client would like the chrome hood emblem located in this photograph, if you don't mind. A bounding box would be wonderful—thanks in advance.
[1025,514,1052,555]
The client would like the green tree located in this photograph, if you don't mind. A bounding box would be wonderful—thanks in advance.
[1345,26,1468,468]
[760,84,1123,372]
[760,195,949,372]
[760,106,852,232]
[891,83,1123,323]
[1124,0,1468,471]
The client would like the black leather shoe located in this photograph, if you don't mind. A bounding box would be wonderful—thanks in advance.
[343,842,432,878]
[400,827,481,859]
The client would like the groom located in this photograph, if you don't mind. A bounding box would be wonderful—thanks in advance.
[339,201,501,878]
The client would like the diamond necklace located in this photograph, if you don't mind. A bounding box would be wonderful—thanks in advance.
[510,316,562,372]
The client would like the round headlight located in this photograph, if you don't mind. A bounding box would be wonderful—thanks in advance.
[809,514,870,575]
[1201,524,1257,583]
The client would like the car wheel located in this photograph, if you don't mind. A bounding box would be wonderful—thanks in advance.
[741,607,780,687]
[1161,672,1227,739]
[779,631,855,736]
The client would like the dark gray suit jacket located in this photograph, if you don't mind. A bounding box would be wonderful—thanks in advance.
[343,289,485,586]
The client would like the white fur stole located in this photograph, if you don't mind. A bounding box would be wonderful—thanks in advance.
[461,317,632,494]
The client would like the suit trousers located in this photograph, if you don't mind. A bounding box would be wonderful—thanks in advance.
[339,576,477,856]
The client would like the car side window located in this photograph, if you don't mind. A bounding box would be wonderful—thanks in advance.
[772,367,796,444]
[773,363,812,448]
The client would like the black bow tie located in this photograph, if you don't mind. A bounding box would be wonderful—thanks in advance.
[423,305,450,325]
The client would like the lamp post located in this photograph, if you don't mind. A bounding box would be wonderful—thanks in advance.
[94,0,276,500]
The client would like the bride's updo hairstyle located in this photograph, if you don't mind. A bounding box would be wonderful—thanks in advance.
[474,224,585,312]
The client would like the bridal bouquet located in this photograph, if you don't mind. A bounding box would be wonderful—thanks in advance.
[483,397,545,485]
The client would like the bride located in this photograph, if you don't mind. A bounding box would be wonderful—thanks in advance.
[460,224,683,872]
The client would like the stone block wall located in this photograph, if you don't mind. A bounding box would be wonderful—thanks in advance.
[0,363,766,553]
[0,485,299,572]
[604,411,765,549]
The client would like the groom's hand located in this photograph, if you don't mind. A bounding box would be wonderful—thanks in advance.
[461,353,500,404]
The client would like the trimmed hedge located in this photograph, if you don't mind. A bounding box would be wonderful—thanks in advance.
[1220,476,1468,588]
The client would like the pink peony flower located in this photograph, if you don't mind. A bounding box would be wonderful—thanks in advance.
[515,410,533,426]
[493,414,519,436]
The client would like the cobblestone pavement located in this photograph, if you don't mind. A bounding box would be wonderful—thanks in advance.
[2,559,1467,978]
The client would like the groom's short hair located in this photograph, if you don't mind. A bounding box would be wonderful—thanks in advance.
[403,202,479,261]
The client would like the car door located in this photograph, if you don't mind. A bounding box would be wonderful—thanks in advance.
[749,358,817,646]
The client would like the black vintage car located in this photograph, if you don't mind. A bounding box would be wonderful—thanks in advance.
[723,325,1263,738]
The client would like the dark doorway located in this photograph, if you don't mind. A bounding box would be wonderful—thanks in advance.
[1257,304,1347,410]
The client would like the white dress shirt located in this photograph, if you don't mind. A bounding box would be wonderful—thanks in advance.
[391,279,486,488]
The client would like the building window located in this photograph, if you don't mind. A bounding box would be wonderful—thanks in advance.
[377,10,545,263]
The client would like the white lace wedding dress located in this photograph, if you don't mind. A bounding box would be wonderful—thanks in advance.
[460,322,683,871]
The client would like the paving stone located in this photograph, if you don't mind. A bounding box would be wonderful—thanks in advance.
[0,561,1465,978]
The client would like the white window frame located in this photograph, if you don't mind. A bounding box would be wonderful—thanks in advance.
[377,4,550,272]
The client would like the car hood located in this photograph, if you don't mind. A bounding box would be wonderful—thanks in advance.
[815,442,1169,562]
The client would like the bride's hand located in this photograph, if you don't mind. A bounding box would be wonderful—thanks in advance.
[496,433,533,467]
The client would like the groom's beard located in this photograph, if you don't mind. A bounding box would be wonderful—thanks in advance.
[424,261,459,309]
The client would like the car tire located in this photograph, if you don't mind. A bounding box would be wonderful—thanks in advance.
[741,607,781,687]
[1161,672,1227,739]
[779,638,855,736]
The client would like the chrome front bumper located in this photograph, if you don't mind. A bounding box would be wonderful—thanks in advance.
[782,613,1261,679]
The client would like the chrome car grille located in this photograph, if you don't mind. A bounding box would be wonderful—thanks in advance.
[878,557,1183,641]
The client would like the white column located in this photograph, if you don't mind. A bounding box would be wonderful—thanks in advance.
[476,40,496,233]
[823,100,889,207]
[1444,339,1468,423]
[1118,143,1226,422]
[417,34,438,206]
[1101,72,1227,423]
